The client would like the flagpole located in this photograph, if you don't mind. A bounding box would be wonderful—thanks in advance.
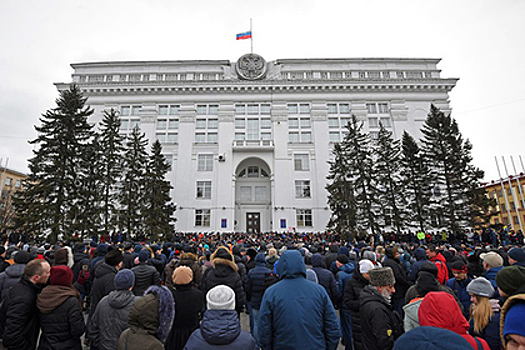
[250,18,253,54]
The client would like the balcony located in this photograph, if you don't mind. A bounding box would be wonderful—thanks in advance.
[232,139,274,152]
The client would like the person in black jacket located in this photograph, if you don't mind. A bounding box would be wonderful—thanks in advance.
[0,259,51,350]
[165,266,205,350]
[200,246,245,314]
[131,249,161,296]
[87,269,137,350]
[90,248,123,315]
[0,247,9,273]
[0,249,30,304]
[311,253,339,307]
[359,267,403,350]
[344,259,373,350]
[36,265,85,350]
[122,243,135,269]
[245,252,277,342]
[383,246,411,318]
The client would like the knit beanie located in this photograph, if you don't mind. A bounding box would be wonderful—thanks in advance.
[369,267,395,286]
[496,266,525,296]
[53,248,69,266]
[508,248,525,262]
[207,285,235,310]
[105,249,123,267]
[450,260,468,274]
[138,249,150,263]
[359,259,375,274]
[114,269,135,290]
[173,266,193,285]
[503,302,525,340]
[337,254,349,264]
[50,265,73,286]
[14,250,31,264]
[466,277,494,298]
[393,326,473,350]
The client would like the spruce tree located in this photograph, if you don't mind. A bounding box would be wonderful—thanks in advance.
[401,131,432,231]
[14,85,94,243]
[421,105,485,233]
[344,115,381,236]
[326,142,357,238]
[98,109,125,235]
[119,126,148,240]
[374,123,407,233]
[143,140,176,240]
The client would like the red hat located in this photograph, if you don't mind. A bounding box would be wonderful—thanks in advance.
[50,265,73,286]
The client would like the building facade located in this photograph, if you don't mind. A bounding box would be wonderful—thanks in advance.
[55,55,458,233]
[0,166,27,230]
[483,174,525,232]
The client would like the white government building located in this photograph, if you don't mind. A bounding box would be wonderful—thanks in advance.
[55,54,458,233]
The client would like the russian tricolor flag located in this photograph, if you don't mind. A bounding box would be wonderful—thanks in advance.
[236,31,252,40]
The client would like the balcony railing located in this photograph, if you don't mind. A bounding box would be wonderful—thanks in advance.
[232,139,274,151]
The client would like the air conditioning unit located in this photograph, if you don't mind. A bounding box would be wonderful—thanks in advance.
[218,154,226,162]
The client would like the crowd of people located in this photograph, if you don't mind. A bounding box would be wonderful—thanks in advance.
[0,228,524,350]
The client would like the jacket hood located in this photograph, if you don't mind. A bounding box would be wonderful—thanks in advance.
[277,250,306,279]
[144,285,175,343]
[128,293,159,335]
[201,309,241,345]
[108,289,137,309]
[340,262,355,274]
[5,263,25,277]
[254,253,266,265]
[414,248,427,261]
[211,257,238,273]
[418,291,469,335]
[311,253,326,268]
[37,285,81,314]
[415,271,440,297]
[73,251,89,264]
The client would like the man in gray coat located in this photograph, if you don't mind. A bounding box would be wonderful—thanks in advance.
[87,269,137,350]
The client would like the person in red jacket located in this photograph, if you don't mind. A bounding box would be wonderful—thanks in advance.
[418,292,490,350]
[426,245,449,285]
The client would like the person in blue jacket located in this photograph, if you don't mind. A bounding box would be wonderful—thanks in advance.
[446,261,472,320]
[257,250,340,350]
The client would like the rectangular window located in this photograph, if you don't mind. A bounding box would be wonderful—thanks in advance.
[166,133,178,143]
[261,132,271,140]
[169,105,180,115]
[207,133,218,143]
[380,118,391,128]
[196,181,212,199]
[378,103,389,113]
[301,132,312,143]
[208,119,218,129]
[168,119,179,130]
[235,104,246,115]
[130,119,140,129]
[121,119,129,131]
[235,118,246,129]
[195,209,211,226]
[296,209,313,227]
[288,132,300,143]
[261,118,271,129]
[294,154,310,171]
[209,105,219,115]
[260,104,271,114]
[197,154,213,171]
[255,186,266,201]
[158,105,169,115]
[328,118,339,128]
[329,132,341,143]
[366,103,377,114]
[240,186,252,201]
[247,104,259,115]
[247,119,259,140]
[369,117,378,128]
[339,104,350,114]
[235,133,245,140]
[300,118,311,128]
[121,106,130,116]
[157,120,167,130]
[195,133,206,143]
[196,105,207,115]
[164,155,173,171]
[295,180,311,198]
[196,119,207,129]
[287,104,298,114]
[327,104,337,114]
[289,118,299,129]
[5,177,12,186]
[156,133,166,143]
[299,104,310,114]
[131,106,141,116]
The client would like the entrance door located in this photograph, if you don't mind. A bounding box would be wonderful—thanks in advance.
[246,212,261,233]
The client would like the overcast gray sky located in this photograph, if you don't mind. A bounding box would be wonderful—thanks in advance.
[1,0,524,181]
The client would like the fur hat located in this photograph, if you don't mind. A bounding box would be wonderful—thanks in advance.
[50,265,73,286]
[369,267,395,286]
[359,259,375,274]
[105,249,123,267]
[114,269,135,290]
[496,266,525,296]
[480,251,503,268]
[466,277,494,298]
[207,285,235,310]
[508,248,525,262]
[212,246,233,261]
[173,266,193,285]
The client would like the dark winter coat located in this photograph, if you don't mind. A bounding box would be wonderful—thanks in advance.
[0,263,25,303]
[446,277,472,319]
[200,258,245,313]
[165,255,202,289]
[336,262,355,306]
[118,285,175,350]
[311,253,339,307]
[383,255,411,301]
[245,253,274,310]
[359,285,403,350]
[90,263,118,314]
[183,310,256,350]
[265,255,279,270]
[123,252,135,269]
[0,275,42,350]
[36,285,85,350]
[0,257,9,273]
[234,254,247,284]
[469,310,501,350]
[132,263,161,296]
[408,248,427,282]
[258,250,340,350]
[71,251,90,283]
[87,289,137,350]
[343,268,369,350]
[165,284,205,350]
